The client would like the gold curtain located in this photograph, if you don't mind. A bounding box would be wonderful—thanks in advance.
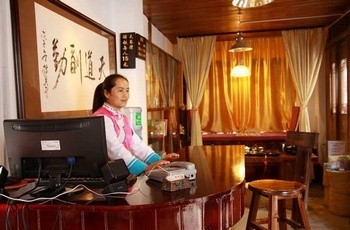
[199,37,296,133]
[177,36,217,146]
[282,27,328,132]
[151,46,168,107]
[147,43,182,108]
[146,43,183,151]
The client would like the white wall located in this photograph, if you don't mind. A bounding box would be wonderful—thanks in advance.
[0,0,172,166]
[60,0,114,28]
[0,0,17,166]
[151,24,175,55]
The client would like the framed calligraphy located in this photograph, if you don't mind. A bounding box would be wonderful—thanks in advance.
[120,33,136,69]
[10,0,117,118]
[120,32,146,69]
[136,34,146,60]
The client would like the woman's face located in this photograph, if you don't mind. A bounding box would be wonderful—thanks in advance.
[104,78,130,110]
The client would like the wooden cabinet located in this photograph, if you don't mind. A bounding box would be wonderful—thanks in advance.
[147,107,186,154]
[325,13,350,153]
[145,42,186,154]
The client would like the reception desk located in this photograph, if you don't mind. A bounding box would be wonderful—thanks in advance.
[1,145,245,230]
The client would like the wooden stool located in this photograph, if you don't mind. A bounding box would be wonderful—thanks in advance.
[246,131,318,230]
[246,179,310,230]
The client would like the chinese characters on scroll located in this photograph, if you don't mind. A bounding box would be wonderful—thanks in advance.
[35,3,110,112]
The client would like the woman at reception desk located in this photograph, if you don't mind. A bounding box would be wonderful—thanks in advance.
[1,145,245,230]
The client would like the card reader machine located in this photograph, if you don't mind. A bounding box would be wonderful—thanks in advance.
[147,161,197,182]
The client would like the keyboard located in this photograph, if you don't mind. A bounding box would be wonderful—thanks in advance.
[38,177,107,187]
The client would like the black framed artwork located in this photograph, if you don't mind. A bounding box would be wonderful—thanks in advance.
[10,0,116,118]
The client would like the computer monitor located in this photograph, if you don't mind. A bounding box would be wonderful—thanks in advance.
[3,116,109,196]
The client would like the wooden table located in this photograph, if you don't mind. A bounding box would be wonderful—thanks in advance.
[245,153,318,182]
[245,153,295,182]
[1,145,246,230]
[202,132,286,150]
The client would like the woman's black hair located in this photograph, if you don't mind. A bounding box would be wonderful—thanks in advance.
[92,74,129,113]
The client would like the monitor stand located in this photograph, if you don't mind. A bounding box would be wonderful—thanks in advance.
[30,172,66,198]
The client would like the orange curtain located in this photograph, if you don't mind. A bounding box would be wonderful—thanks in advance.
[199,37,296,133]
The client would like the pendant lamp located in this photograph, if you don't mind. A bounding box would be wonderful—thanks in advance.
[229,33,252,52]
[229,8,252,52]
[232,0,274,8]
[231,64,251,77]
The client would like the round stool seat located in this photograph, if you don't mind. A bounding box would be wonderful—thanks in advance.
[248,179,306,197]
[246,179,310,230]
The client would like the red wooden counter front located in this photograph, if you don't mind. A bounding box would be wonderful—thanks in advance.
[1,145,245,230]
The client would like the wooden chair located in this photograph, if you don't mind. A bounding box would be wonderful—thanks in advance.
[246,131,318,230]
[290,106,300,131]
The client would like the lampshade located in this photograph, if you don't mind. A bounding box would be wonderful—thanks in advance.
[231,65,251,77]
[232,0,274,8]
[229,33,252,52]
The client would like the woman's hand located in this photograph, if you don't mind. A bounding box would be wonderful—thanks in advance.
[144,153,179,173]
[145,160,170,173]
[162,153,180,160]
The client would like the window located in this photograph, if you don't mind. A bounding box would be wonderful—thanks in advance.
[330,62,338,114]
[340,58,348,114]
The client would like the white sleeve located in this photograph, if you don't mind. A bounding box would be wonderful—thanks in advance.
[130,129,155,160]
[102,116,135,165]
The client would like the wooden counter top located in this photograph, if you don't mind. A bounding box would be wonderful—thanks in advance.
[1,145,246,230]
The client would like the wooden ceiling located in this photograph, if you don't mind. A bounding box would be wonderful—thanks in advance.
[143,0,350,44]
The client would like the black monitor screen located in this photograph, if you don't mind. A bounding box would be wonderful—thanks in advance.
[3,116,108,181]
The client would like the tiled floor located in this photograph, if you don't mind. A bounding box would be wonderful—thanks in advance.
[233,182,350,230]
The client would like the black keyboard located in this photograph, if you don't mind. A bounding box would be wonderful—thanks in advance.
[38,177,107,187]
